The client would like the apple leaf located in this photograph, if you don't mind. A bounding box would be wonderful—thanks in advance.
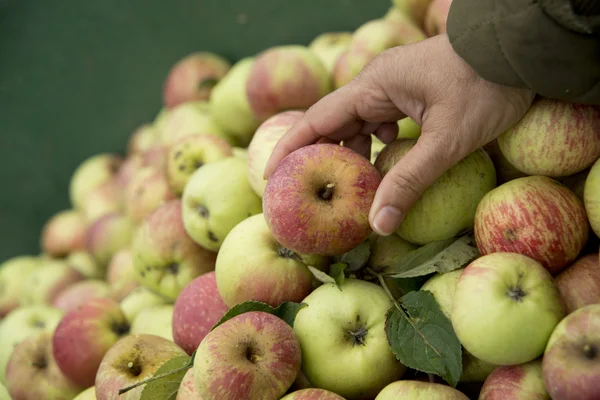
[386,290,462,387]
[273,302,308,328]
[335,241,371,272]
[390,275,433,297]
[137,355,191,400]
[307,265,336,285]
[329,263,347,290]
[210,300,306,332]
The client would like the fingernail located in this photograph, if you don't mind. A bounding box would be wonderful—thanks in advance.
[372,206,402,236]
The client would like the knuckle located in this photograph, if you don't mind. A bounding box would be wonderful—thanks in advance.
[387,168,423,203]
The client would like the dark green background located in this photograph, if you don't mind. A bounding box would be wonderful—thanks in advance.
[0,0,391,262]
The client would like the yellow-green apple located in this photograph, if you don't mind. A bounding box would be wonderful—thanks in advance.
[263,143,382,256]
[160,100,231,146]
[194,311,301,400]
[498,98,600,177]
[163,52,231,109]
[391,0,434,27]
[124,167,176,225]
[6,331,83,400]
[246,45,331,121]
[424,0,453,36]
[73,386,96,400]
[367,232,418,272]
[474,176,589,274]
[483,139,528,185]
[52,298,130,388]
[106,249,138,301]
[69,154,123,211]
[176,368,201,400]
[451,252,564,366]
[53,280,112,313]
[182,157,262,251]
[375,139,496,245]
[80,179,124,224]
[0,255,40,316]
[371,135,386,164]
[281,389,346,400]
[140,144,169,171]
[232,146,247,160]
[215,213,330,307]
[20,259,85,306]
[119,286,169,323]
[397,117,421,139]
[247,110,305,197]
[41,210,87,257]
[67,251,104,280]
[209,57,261,147]
[172,271,229,355]
[542,304,600,400]
[479,360,548,400]
[374,380,469,399]
[153,107,170,137]
[293,279,406,399]
[115,156,143,191]
[94,334,186,400]
[86,213,134,267]
[584,157,600,237]
[130,304,174,341]
[166,133,233,196]
[555,253,600,313]
[127,124,157,156]
[132,199,217,301]
[0,382,8,400]
[308,32,353,74]
[0,305,64,384]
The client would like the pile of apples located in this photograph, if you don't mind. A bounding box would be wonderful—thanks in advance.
[1,0,599,399]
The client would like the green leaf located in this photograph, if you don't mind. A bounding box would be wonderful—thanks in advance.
[385,290,462,387]
[273,302,307,328]
[335,241,371,272]
[210,300,306,332]
[329,263,347,290]
[139,355,191,400]
[390,275,433,296]
[307,265,336,285]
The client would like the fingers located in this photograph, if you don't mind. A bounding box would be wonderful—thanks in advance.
[374,122,399,143]
[343,134,372,160]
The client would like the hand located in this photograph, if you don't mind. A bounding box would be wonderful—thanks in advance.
[264,34,535,237]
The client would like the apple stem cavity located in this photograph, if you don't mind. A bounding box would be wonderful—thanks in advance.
[127,360,142,377]
[166,262,180,275]
[111,321,130,336]
[317,183,335,201]
[32,355,48,370]
[506,286,527,302]
[583,343,597,360]
[346,326,368,346]
[197,204,209,218]
[194,160,204,169]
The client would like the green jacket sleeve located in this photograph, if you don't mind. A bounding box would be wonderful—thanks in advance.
[446,0,600,105]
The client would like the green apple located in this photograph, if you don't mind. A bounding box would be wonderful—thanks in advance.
[0,255,40,316]
[281,388,346,400]
[120,286,170,323]
[0,381,9,400]
[73,386,96,400]
[69,153,122,211]
[370,135,386,164]
[182,157,262,251]
[308,32,353,74]
[452,252,564,366]
[127,124,157,156]
[160,100,232,145]
[375,380,469,399]
[130,304,174,341]
[397,117,421,139]
[584,157,600,237]
[232,147,248,160]
[20,259,85,306]
[293,278,406,399]
[367,232,418,272]
[66,251,104,279]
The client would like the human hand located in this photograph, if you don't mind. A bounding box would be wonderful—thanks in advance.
[264,34,535,237]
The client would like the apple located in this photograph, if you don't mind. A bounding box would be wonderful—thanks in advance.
[69,154,122,211]
[232,146,247,160]
[397,117,422,139]
[557,167,589,202]
[542,304,600,400]
[375,139,497,245]
[584,157,600,237]
[132,199,217,301]
[293,279,406,399]
[0,305,64,384]
[452,252,564,366]
[80,178,124,224]
[424,0,453,36]
[474,176,589,274]
[73,387,97,400]
[172,271,229,355]
[498,98,600,177]
[246,45,331,121]
[391,0,434,27]
[20,259,85,306]
[555,254,600,314]
[375,380,469,399]
[264,143,382,256]
[53,280,112,313]
[140,144,169,171]
[163,52,231,109]
[6,331,83,399]
[120,286,170,323]
[86,212,134,267]
[52,297,130,388]
[130,304,174,341]
[215,213,330,307]
[176,368,201,400]
[66,251,104,280]
[281,389,346,400]
[0,255,40,316]
[308,32,353,74]
[115,156,143,191]
[106,249,139,301]
[0,381,9,400]
[288,370,314,392]
[367,232,418,272]
[127,124,157,156]
[41,209,87,257]
[247,110,305,197]
[479,359,548,400]
[182,156,262,251]
[371,135,386,164]
[483,139,528,185]
[95,334,186,400]
[153,107,170,137]
[160,100,232,146]
[194,311,301,400]
[166,133,233,196]
[124,167,176,225]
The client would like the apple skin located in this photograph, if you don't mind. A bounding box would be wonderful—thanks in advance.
[80,178,124,224]
[182,157,263,251]
[0,256,40,316]
[424,0,453,36]
[166,133,233,196]
[584,157,600,237]
[69,154,123,211]
[53,280,112,313]
[375,139,497,245]
[20,259,85,306]
[555,254,600,314]
[246,45,331,121]
[160,100,232,146]
[52,297,130,388]
[194,311,301,400]
[106,249,139,301]
[127,124,157,156]
[172,271,229,355]
[308,32,352,74]
[263,143,382,256]
[215,213,330,308]
[474,175,589,274]
[293,279,406,399]
[119,286,169,323]
[140,144,169,172]
[391,0,434,27]
[281,389,346,400]
[73,386,97,400]
[397,117,421,139]
[451,252,564,366]
[132,199,217,301]
[130,304,174,341]
[116,156,143,192]
[247,110,305,197]
[175,368,201,400]
[483,139,528,185]
[542,304,600,400]
[124,167,176,225]
[163,52,231,109]
[0,382,9,400]
[94,334,186,400]
[479,359,548,400]
[86,212,134,268]
[41,209,88,257]
[67,251,104,280]
[375,380,468,400]
[6,331,83,400]
[367,232,418,272]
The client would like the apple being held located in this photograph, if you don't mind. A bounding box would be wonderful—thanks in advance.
[127,124,157,156]
[106,249,139,301]
[479,359,548,400]
[124,167,176,225]
[281,389,346,400]
[375,380,469,400]
[0,255,40,317]
[397,117,422,139]
[176,368,202,400]
[263,143,382,256]
[119,286,169,324]
[293,279,406,399]
[452,252,564,366]
[162,51,231,109]
[69,153,122,211]
[20,259,85,306]
[41,209,87,257]
[182,156,262,251]
[424,0,453,36]
[53,280,112,313]
[474,176,589,274]
[308,32,353,74]
[555,254,600,314]
[86,212,134,267]
[194,311,301,400]
[130,304,174,341]
[95,334,186,400]
[132,199,217,301]
[160,100,232,146]
[584,157,600,237]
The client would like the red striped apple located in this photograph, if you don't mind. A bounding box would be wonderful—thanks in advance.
[374,380,469,399]
[479,360,548,400]
[281,389,346,400]
[41,210,87,257]
[584,157,600,237]
[124,167,176,225]
[106,249,138,301]
[483,139,528,185]
[308,32,352,74]
[20,259,85,306]
[86,212,134,267]
[53,280,112,313]
[0,256,40,316]
[555,254,600,313]
[69,154,122,211]
[176,368,201,400]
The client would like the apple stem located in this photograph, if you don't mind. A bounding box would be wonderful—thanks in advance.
[117,364,192,395]
[318,183,335,201]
